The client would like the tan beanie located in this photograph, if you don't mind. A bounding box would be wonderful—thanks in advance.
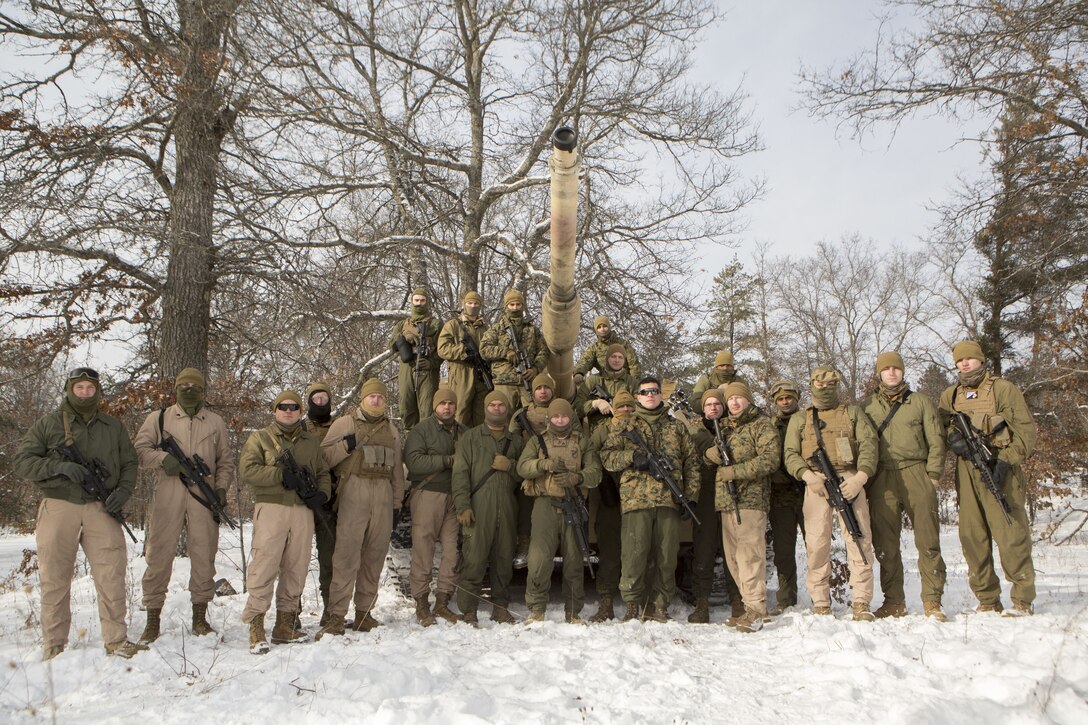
[175,368,205,389]
[463,290,483,304]
[485,389,510,409]
[548,398,575,419]
[952,340,985,363]
[714,350,735,366]
[593,315,611,329]
[605,343,626,358]
[272,390,303,411]
[503,289,525,306]
[532,372,556,391]
[612,389,636,409]
[433,387,458,410]
[700,388,724,408]
[360,378,388,400]
[875,351,905,374]
[721,381,753,403]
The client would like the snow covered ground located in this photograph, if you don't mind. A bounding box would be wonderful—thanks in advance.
[1,505,1086,724]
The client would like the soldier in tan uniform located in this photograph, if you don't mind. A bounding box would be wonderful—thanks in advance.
[134,368,234,643]
[437,291,489,427]
[783,367,878,620]
[862,352,948,621]
[517,398,602,623]
[389,288,441,430]
[319,378,406,635]
[939,340,1037,616]
[692,350,743,401]
[239,390,332,653]
[13,368,146,660]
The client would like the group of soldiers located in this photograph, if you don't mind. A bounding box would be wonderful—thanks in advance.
[13,288,1038,660]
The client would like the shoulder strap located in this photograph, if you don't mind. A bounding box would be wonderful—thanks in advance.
[470,435,513,496]
[158,408,166,441]
[876,389,911,437]
[811,407,825,448]
[62,411,74,446]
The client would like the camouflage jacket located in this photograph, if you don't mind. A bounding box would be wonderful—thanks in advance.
[479,315,550,387]
[574,369,637,429]
[600,404,698,514]
[574,331,641,379]
[712,406,779,514]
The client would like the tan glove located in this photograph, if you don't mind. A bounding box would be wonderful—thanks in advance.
[719,465,736,481]
[839,470,868,500]
[573,373,585,385]
[592,399,613,415]
[553,471,582,489]
[521,367,536,382]
[402,322,420,345]
[542,458,567,473]
[457,508,475,526]
[801,469,827,498]
[704,446,722,465]
[491,454,512,472]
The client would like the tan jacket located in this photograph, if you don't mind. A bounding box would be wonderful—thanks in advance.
[134,404,235,493]
[322,409,407,506]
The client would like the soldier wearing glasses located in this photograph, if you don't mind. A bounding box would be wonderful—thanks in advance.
[13,367,146,660]
[600,376,699,622]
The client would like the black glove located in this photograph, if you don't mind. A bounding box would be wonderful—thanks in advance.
[395,336,416,363]
[631,451,651,471]
[991,459,1012,488]
[304,490,329,508]
[948,428,970,458]
[162,456,182,477]
[216,488,228,508]
[105,488,130,514]
[344,433,357,452]
[282,467,305,492]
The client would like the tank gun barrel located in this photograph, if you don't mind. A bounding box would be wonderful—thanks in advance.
[542,126,581,401]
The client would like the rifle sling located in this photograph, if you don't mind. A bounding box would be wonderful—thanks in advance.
[876,390,911,437]
[470,436,512,496]
[161,410,219,514]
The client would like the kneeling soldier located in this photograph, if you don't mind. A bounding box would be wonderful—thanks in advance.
[239,391,331,653]
[517,399,602,623]
[13,367,146,660]
[404,387,466,626]
[704,383,780,632]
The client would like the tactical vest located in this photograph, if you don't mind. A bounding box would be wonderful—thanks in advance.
[800,406,857,470]
[526,405,549,435]
[540,431,583,498]
[345,417,397,477]
[951,376,1012,448]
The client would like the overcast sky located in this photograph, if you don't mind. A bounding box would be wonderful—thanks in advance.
[693,0,989,274]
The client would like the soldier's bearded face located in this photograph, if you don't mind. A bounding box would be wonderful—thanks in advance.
[879,367,904,386]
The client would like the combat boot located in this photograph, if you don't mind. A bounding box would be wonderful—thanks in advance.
[565,611,586,625]
[924,601,947,622]
[1004,600,1034,618]
[319,608,331,627]
[316,614,346,639]
[735,607,765,633]
[513,535,530,569]
[643,604,668,624]
[351,612,381,632]
[725,598,746,627]
[248,614,270,654]
[433,592,459,624]
[192,602,216,636]
[589,595,615,623]
[525,610,546,624]
[138,607,161,644]
[42,643,65,661]
[105,640,149,659]
[271,610,308,644]
[687,597,710,624]
[461,610,479,628]
[976,601,1003,614]
[622,603,641,622]
[414,595,437,627]
[874,601,907,619]
[812,605,833,616]
[491,603,516,624]
[852,601,875,622]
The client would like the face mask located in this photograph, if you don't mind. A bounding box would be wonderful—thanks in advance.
[65,387,101,419]
[505,309,524,322]
[308,398,332,424]
[958,368,986,388]
[411,303,429,320]
[811,386,840,410]
[485,409,508,428]
[177,387,204,416]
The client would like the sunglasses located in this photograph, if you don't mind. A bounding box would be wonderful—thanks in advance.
[68,366,100,381]
[276,403,301,411]
[637,388,661,396]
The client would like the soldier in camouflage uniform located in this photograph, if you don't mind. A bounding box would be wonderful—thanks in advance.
[438,290,490,427]
[682,388,741,624]
[862,352,948,621]
[703,382,780,632]
[389,287,441,430]
[586,388,637,621]
[574,316,642,383]
[480,289,550,409]
[601,376,699,622]
[692,350,744,401]
[452,390,525,625]
[239,390,332,654]
[767,380,806,615]
[403,387,466,626]
[517,398,602,623]
[575,343,638,432]
[939,340,1037,616]
[783,367,878,621]
[509,372,558,567]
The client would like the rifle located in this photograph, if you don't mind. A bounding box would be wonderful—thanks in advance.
[518,409,594,578]
[807,445,868,564]
[275,449,336,536]
[54,443,138,543]
[620,426,700,525]
[950,412,1013,525]
[506,318,534,393]
[415,320,429,384]
[588,384,612,403]
[459,321,495,392]
[711,418,741,525]
[160,435,239,529]
[667,389,696,420]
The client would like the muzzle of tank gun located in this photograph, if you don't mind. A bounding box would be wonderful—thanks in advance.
[543,125,581,401]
